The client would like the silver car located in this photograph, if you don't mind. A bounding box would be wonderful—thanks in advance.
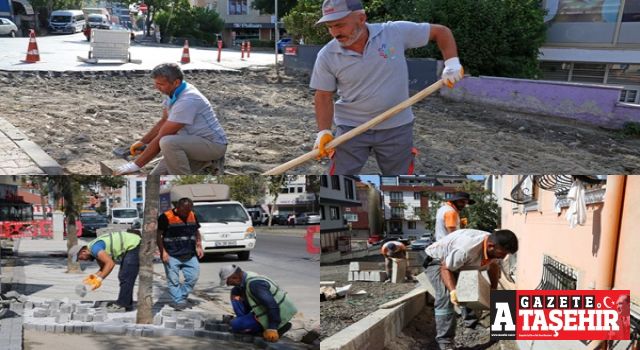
[0,18,18,37]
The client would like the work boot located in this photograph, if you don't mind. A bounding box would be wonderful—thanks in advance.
[106,303,129,313]
[170,302,188,311]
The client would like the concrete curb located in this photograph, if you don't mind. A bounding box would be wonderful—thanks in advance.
[320,288,427,350]
[0,116,63,175]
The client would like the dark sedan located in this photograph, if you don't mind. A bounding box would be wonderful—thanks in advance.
[80,214,109,237]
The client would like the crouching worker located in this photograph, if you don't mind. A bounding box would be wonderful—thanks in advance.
[219,264,297,342]
[69,231,141,312]
[381,241,414,282]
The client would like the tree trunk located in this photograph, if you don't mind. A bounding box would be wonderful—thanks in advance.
[137,175,160,324]
[62,177,81,273]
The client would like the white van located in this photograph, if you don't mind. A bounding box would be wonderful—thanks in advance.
[161,184,256,261]
[48,10,86,34]
[110,207,139,225]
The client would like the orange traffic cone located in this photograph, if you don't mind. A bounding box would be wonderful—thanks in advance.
[180,40,190,64]
[22,29,40,63]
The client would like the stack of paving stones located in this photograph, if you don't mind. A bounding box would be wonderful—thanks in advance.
[347,261,387,282]
[406,251,424,276]
[20,300,312,350]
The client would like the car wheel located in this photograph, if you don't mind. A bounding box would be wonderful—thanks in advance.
[10,30,16,38]
[237,251,250,261]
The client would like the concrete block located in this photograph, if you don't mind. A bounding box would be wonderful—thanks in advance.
[193,318,203,329]
[45,324,55,332]
[349,262,381,271]
[33,308,48,317]
[59,305,72,314]
[54,324,65,333]
[141,328,154,337]
[154,328,178,337]
[35,324,46,332]
[73,325,83,334]
[23,323,35,331]
[161,307,174,317]
[64,325,75,333]
[204,321,216,331]
[456,270,491,310]
[165,320,177,329]
[391,259,407,283]
[153,314,163,325]
[174,329,195,337]
[81,325,93,333]
[93,324,126,335]
[24,301,34,310]
[93,314,106,322]
[183,321,194,329]
[9,302,23,313]
[55,313,70,323]
[347,271,353,281]
[48,309,61,317]
[254,338,268,348]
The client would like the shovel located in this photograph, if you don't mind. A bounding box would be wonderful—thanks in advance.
[262,79,444,175]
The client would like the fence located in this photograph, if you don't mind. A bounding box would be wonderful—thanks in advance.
[0,220,82,239]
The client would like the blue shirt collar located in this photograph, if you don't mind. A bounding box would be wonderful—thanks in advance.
[168,81,187,106]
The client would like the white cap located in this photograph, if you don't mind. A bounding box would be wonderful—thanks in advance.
[218,264,240,286]
[68,245,85,262]
[316,0,364,24]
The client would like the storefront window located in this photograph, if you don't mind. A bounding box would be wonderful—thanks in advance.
[618,0,640,43]
[544,0,621,44]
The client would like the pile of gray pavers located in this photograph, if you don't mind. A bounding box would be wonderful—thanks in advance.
[347,262,388,282]
[11,297,313,350]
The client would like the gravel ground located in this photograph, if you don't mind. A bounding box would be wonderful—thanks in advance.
[2,69,639,174]
[320,255,416,340]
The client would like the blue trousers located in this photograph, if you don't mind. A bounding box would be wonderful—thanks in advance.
[163,255,199,304]
[229,286,263,334]
[117,246,140,308]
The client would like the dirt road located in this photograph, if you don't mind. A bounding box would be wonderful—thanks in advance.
[1,69,639,174]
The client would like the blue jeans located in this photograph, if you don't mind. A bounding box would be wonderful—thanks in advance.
[117,246,140,309]
[163,255,199,304]
[229,286,263,334]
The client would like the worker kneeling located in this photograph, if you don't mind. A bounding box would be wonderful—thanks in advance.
[219,264,297,342]
[116,63,228,175]
[69,231,141,312]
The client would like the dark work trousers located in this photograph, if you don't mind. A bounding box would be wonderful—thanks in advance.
[116,246,140,309]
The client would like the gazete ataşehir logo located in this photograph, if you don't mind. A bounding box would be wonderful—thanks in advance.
[490,290,631,340]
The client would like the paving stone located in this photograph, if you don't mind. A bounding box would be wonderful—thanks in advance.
[93,324,126,335]
[164,320,176,329]
[33,309,48,317]
[174,329,195,337]
[45,324,55,332]
[153,314,163,325]
[73,325,83,334]
[48,309,60,317]
[24,301,34,310]
[35,324,46,332]
[9,302,23,313]
[93,314,106,322]
[160,307,174,317]
[80,325,93,333]
[141,328,154,337]
[153,328,177,337]
[254,338,268,348]
[183,321,194,329]
[204,321,216,331]
[55,313,70,323]
[54,324,65,333]
[60,305,72,314]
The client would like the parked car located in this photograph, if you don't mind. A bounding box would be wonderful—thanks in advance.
[367,234,382,245]
[410,238,433,251]
[0,18,18,37]
[295,212,320,225]
[80,213,109,237]
[264,214,287,225]
[276,37,292,53]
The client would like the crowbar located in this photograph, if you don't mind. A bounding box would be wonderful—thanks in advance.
[262,79,444,175]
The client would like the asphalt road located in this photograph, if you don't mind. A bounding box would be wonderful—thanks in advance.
[194,229,320,322]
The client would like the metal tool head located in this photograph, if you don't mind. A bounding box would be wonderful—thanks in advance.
[112,147,132,160]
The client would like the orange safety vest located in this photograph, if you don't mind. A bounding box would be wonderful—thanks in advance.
[162,209,198,257]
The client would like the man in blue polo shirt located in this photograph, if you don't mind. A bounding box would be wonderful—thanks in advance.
[311,0,464,175]
[116,63,228,175]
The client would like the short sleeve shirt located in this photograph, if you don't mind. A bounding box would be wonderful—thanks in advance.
[424,229,490,272]
[310,21,430,130]
[435,202,460,241]
[162,83,228,145]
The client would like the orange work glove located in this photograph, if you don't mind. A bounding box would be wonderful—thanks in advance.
[460,218,468,228]
[263,329,279,342]
[129,141,145,157]
[82,274,103,291]
[313,129,334,160]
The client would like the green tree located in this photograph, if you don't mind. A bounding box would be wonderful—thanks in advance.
[266,175,288,226]
[305,176,320,212]
[170,175,217,185]
[155,0,224,44]
[282,0,332,44]
[459,181,501,232]
[218,176,267,207]
[137,175,160,324]
[251,0,298,17]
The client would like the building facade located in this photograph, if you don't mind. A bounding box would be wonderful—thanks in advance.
[319,175,360,252]
[264,175,317,216]
[192,0,281,47]
[539,0,640,104]
[380,175,468,238]
[344,180,383,238]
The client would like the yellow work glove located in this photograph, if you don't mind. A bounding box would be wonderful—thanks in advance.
[129,141,145,157]
[442,57,464,88]
[450,289,459,306]
[263,329,279,342]
[314,129,334,160]
[82,274,103,291]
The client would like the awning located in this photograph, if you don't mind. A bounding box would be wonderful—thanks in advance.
[12,0,34,15]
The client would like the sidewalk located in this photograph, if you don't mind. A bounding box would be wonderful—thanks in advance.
[9,238,316,350]
[0,117,63,175]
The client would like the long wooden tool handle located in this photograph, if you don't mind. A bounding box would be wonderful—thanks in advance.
[262,79,444,175]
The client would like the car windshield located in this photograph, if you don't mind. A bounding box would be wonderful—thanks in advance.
[88,15,103,22]
[194,204,249,223]
[51,15,71,22]
[81,215,107,223]
[113,209,137,218]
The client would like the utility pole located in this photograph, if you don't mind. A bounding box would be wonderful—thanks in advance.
[274,0,280,81]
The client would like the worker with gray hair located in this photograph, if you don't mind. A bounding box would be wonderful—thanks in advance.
[219,264,297,343]
[116,62,228,175]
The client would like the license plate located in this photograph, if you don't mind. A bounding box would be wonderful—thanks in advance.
[215,241,237,247]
